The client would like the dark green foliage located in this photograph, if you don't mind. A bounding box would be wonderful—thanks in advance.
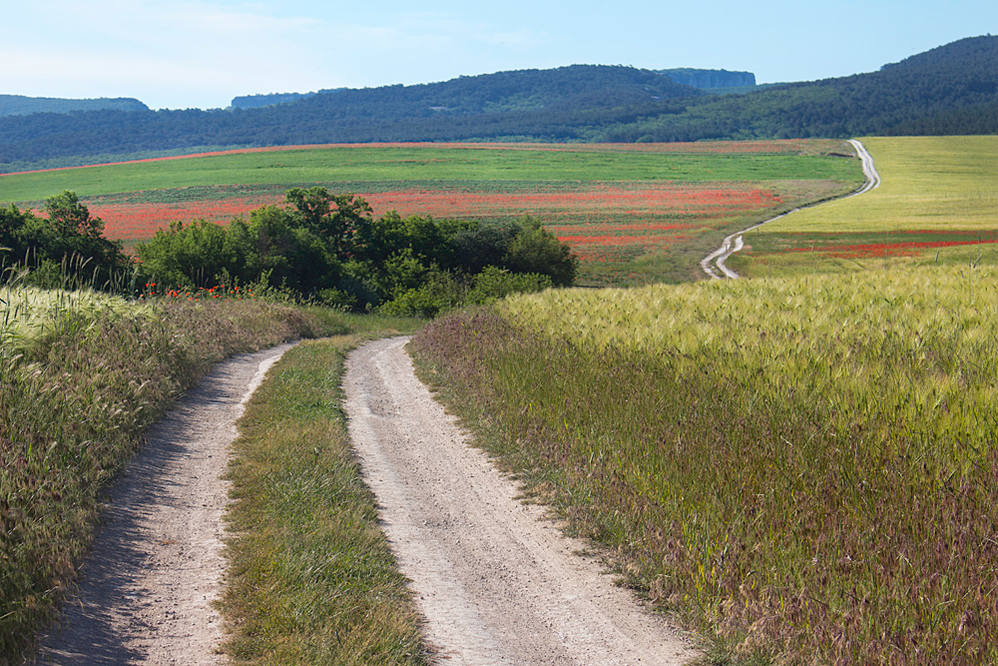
[135,188,574,313]
[1,185,573,312]
[285,186,372,257]
[0,193,129,287]
[466,266,553,303]
[229,91,320,109]
[136,218,253,288]
[380,267,554,318]
[503,218,577,286]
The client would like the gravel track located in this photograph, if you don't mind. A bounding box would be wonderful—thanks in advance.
[343,336,697,665]
[35,343,297,665]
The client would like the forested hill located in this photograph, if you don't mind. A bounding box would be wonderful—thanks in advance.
[0,95,148,117]
[602,35,998,141]
[279,65,703,118]
[0,66,702,168]
[1,36,996,171]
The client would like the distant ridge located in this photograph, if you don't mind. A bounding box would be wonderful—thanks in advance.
[0,36,996,171]
[657,68,756,90]
[0,95,148,117]
[601,34,998,141]
[231,68,758,110]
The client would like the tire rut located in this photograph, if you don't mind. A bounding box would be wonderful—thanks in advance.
[35,342,297,665]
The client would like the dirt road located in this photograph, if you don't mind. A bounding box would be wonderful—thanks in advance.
[344,336,697,665]
[700,138,881,279]
[35,342,297,665]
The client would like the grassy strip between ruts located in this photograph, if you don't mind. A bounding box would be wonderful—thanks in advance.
[409,263,998,664]
[1,294,349,663]
[220,325,430,664]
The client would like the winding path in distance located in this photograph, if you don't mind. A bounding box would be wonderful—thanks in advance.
[700,138,881,279]
[344,337,698,665]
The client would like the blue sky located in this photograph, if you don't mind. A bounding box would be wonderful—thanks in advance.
[4,1,995,109]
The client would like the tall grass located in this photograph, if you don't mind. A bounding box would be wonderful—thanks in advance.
[410,264,998,663]
[0,287,343,662]
[0,285,144,353]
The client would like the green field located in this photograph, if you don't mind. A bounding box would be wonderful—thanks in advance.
[0,143,860,202]
[6,134,995,664]
[730,136,998,276]
[0,141,862,286]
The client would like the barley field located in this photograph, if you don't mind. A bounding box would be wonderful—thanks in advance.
[412,262,998,663]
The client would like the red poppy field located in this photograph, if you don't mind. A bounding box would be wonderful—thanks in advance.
[82,182,804,284]
[5,141,863,285]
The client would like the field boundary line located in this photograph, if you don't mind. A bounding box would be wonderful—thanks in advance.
[700,138,880,279]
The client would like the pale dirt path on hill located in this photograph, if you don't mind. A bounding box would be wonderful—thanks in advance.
[343,336,698,665]
[700,138,881,279]
[35,342,297,665]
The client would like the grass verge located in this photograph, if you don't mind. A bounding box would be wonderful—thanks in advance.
[1,294,346,662]
[410,264,998,664]
[219,324,429,664]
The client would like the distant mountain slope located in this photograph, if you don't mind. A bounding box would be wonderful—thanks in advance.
[0,95,148,117]
[229,66,699,112]
[230,66,741,110]
[0,36,995,171]
[290,65,702,117]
